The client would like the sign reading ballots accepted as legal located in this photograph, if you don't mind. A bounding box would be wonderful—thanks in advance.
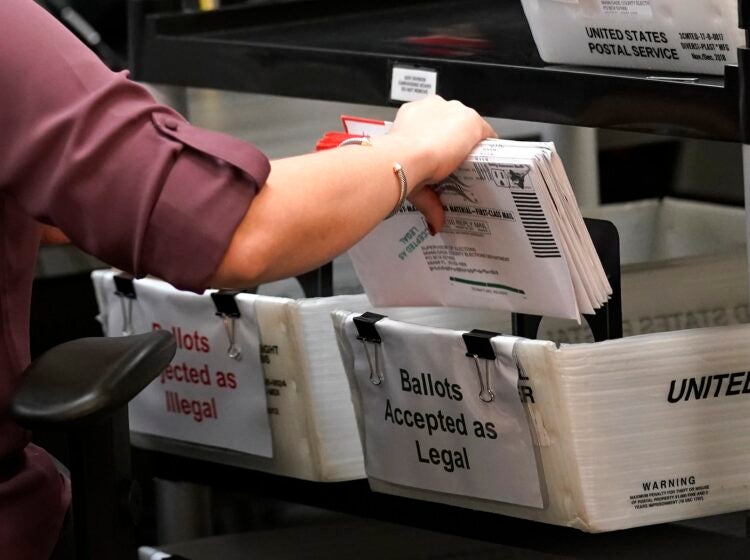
[97,274,272,458]
[342,316,543,507]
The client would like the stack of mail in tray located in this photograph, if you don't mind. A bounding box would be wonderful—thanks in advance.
[322,117,611,321]
[92,269,508,482]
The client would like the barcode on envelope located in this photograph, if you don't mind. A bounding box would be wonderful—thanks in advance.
[512,192,561,258]
[474,162,495,182]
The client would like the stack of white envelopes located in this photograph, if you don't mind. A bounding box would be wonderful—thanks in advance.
[334,312,750,532]
[349,139,611,321]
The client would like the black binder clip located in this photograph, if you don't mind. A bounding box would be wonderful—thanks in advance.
[211,290,242,361]
[113,274,136,336]
[354,312,386,386]
[463,329,500,403]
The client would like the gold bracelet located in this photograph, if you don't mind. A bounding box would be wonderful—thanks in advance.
[388,163,407,218]
[339,136,407,219]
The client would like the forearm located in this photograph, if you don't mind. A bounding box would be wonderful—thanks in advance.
[211,135,433,288]
[210,96,495,289]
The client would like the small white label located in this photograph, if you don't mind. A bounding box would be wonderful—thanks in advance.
[598,0,652,17]
[390,66,438,102]
[345,317,543,507]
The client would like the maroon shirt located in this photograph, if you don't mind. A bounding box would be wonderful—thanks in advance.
[0,2,270,557]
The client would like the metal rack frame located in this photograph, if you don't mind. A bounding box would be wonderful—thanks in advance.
[129,0,743,141]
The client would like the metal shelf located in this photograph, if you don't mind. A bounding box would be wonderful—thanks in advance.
[129,0,741,141]
[136,449,750,559]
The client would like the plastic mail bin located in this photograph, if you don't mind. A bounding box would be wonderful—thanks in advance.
[92,270,508,481]
[92,198,746,485]
[335,312,750,532]
[541,198,748,342]
[333,196,750,531]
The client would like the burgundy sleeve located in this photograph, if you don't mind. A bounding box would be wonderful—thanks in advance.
[0,0,270,291]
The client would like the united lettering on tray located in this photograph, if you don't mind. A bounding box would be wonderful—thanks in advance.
[667,371,750,403]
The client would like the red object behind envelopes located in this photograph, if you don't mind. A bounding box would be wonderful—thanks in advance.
[315,115,391,151]
[315,131,361,151]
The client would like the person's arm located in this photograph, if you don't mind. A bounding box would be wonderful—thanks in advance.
[1,0,494,293]
[212,96,496,288]
[1,0,270,292]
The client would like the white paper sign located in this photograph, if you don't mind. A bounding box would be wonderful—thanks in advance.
[390,66,438,102]
[343,315,543,507]
[98,275,273,458]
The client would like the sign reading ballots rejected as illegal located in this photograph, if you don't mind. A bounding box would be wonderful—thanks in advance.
[96,275,273,458]
[341,315,543,507]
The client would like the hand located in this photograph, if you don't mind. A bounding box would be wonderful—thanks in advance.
[386,96,497,233]
[388,95,497,185]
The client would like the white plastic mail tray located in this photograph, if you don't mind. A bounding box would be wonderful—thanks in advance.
[92,270,509,482]
[540,197,748,343]
[334,313,750,532]
[520,0,744,75]
[332,196,750,532]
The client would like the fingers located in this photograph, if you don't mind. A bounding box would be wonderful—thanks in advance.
[408,186,445,235]
[465,105,497,140]
[440,97,498,140]
[483,119,498,139]
[391,95,498,185]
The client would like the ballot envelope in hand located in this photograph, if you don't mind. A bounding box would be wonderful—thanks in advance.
[321,117,611,321]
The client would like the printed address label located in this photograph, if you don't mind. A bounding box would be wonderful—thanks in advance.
[598,0,652,17]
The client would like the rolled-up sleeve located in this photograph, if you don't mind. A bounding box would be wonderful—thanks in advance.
[0,0,269,291]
